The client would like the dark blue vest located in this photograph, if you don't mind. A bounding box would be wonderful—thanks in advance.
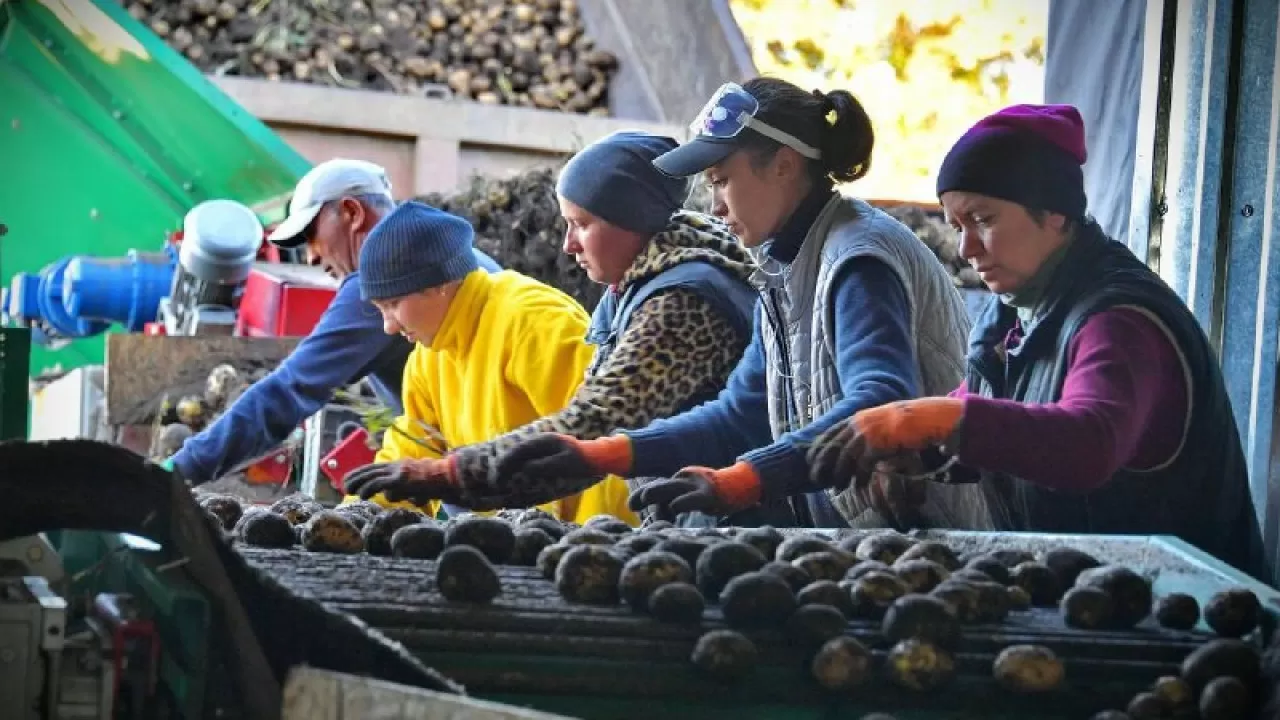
[965,222,1266,579]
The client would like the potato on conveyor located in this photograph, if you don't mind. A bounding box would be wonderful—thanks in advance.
[1075,565,1152,629]
[963,555,1012,585]
[797,580,855,617]
[882,594,960,649]
[1198,676,1251,719]
[1153,592,1200,631]
[811,636,872,692]
[613,533,661,556]
[647,582,704,624]
[300,510,364,554]
[556,545,624,604]
[390,523,445,559]
[850,570,909,619]
[736,525,784,560]
[197,493,243,531]
[775,535,834,563]
[204,363,242,408]
[1040,546,1101,587]
[846,559,891,581]
[618,551,693,611]
[969,580,1012,623]
[1149,675,1193,713]
[1060,586,1114,629]
[719,571,796,628]
[362,508,425,556]
[855,532,916,564]
[992,644,1064,692]
[519,516,567,541]
[1010,561,1062,606]
[930,581,980,623]
[691,629,758,683]
[561,527,617,546]
[654,537,711,568]
[175,394,208,427]
[270,493,324,525]
[785,603,847,649]
[157,422,194,457]
[761,560,812,593]
[1203,587,1261,638]
[234,508,295,548]
[887,638,955,691]
[536,542,571,579]
[896,540,961,570]
[583,514,632,535]
[893,558,950,593]
[445,515,516,564]
[988,549,1037,568]
[695,541,767,601]
[1125,691,1165,719]
[792,550,855,582]
[436,545,500,604]
[1006,585,1032,611]
[510,527,555,566]
[1179,638,1261,692]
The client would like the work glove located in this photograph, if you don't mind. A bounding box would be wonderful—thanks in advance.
[345,458,461,506]
[626,461,762,518]
[495,433,633,485]
[807,397,964,495]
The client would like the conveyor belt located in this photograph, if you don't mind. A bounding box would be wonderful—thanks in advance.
[239,547,1216,718]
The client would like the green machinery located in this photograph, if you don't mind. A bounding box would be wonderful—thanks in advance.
[0,0,308,376]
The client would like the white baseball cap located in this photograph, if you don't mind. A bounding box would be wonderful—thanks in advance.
[268,158,394,247]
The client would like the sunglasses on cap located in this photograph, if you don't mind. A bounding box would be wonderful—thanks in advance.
[691,83,823,160]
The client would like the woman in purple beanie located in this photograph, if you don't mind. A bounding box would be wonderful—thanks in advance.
[808,104,1265,577]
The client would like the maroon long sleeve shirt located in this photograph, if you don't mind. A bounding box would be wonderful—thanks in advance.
[953,307,1189,492]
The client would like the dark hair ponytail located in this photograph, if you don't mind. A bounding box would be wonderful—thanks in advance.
[819,90,874,183]
[739,77,876,185]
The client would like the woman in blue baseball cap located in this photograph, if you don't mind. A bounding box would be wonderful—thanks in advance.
[493,77,989,530]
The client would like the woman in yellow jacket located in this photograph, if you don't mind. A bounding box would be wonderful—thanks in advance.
[344,199,631,523]
[344,132,758,526]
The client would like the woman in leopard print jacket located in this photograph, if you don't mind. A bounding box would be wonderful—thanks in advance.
[344,131,758,523]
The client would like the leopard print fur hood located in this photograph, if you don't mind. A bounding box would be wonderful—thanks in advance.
[617,210,756,293]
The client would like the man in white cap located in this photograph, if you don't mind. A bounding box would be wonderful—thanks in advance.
[166,158,500,485]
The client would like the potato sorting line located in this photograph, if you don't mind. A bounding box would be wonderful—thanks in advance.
[233,521,1274,720]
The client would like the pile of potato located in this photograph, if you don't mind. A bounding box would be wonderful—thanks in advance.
[120,0,620,115]
[205,493,1265,718]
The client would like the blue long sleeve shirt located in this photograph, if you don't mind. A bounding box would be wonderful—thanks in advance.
[172,249,500,483]
[624,189,919,520]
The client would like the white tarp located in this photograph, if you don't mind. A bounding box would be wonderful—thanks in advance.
[1044,0,1147,243]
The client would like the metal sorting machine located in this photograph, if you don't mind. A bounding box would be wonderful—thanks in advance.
[9,524,1274,720]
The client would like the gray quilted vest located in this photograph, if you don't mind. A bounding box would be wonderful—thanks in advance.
[754,194,986,527]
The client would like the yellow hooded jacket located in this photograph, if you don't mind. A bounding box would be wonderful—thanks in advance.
[358,269,635,523]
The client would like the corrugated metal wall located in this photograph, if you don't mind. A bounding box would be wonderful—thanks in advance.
[1122,0,1280,581]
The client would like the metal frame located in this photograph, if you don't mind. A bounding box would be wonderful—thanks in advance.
[0,327,30,441]
[1133,0,1280,581]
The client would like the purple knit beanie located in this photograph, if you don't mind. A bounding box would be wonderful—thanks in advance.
[936,104,1088,219]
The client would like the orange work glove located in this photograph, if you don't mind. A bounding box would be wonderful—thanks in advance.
[627,461,762,518]
[494,433,633,484]
[807,397,964,494]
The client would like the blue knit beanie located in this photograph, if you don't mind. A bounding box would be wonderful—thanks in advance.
[358,201,479,301]
[556,130,690,236]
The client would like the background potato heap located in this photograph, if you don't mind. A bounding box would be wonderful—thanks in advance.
[119,0,620,114]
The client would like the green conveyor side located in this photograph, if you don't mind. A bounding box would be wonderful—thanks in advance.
[0,0,309,376]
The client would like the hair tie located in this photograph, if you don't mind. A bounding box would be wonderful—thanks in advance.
[812,89,838,126]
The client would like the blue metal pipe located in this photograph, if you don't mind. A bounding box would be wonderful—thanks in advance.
[63,249,176,332]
